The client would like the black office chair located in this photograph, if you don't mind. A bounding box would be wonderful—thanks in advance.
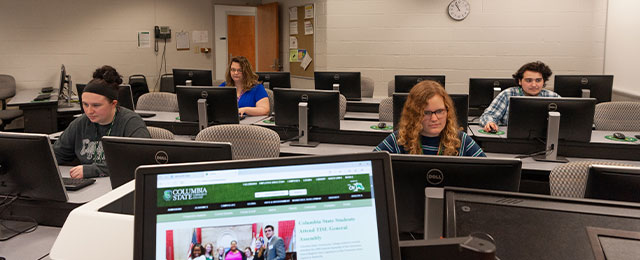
[0,75,23,130]
[159,73,174,93]
[128,74,149,106]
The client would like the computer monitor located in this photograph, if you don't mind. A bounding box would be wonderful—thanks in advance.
[468,78,516,116]
[392,93,468,131]
[172,68,213,86]
[0,132,68,240]
[274,88,340,130]
[76,84,135,113]
[394,75,446,93]
[133,152,401,260]
[390,154,521,240]
[176,86,239,125]
[58,64,73,107]
[314,71,361,101]
[257,72,291,90]
[444,187,640,260]
[102,136,233,189]
[554,75,613,103]
[507,97,596,143]
[585,165,640,203]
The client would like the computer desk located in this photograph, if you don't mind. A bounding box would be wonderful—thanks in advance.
[347,97,383,112]
[0,224,59,260]
[139,110,266,135]
[7,88,61,133]
[253,119,391,146]
[344,111,380,121]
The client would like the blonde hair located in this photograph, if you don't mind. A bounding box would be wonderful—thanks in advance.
[225,56,259,91]
[397,80,461,155]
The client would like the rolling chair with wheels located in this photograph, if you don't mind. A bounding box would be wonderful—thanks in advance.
[0,75,23,130]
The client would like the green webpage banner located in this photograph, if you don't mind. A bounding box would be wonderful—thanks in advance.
[157,173,372,208]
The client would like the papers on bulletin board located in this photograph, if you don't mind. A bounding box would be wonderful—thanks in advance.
[137,31,151,48]
[289,50,298,62]
[289,7,298,20]
[300,52,312,70]
[289,22,298,35]
[176,31,189,50]
[297,49,307,61]
[304,5,314,19]
[192,31,208,43]
[304,21,314,35]
[289,36,298,49]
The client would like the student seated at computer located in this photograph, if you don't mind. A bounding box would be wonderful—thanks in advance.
[219,56,270,116]
[480,61,560,132]
[54,68,151,179]
[375,80,485,156]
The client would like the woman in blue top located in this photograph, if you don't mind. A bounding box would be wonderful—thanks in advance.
[375,80,485,157]
[220,56,270,116]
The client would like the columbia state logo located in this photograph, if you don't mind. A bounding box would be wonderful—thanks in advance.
[163,190,173,201]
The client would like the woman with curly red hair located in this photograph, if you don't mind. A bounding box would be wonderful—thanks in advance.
[375,80,485,156]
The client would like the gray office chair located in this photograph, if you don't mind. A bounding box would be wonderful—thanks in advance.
[378,97,393,122]
[147,126,175,140]
[195,124,280,160]
[387,79,395,97]
[361,76,374,98]
[159,73,174,93]
[339,94,347,120]
[136,92,179,112]
[265,88,274,115]
[549,160,634,198]
[0,75,23,130]
[593,101,640,131]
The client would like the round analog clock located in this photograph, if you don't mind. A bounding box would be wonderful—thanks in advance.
[448,0,470,21]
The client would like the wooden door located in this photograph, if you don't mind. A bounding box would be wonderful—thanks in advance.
[227,15,256,70]
[257,2,280,72]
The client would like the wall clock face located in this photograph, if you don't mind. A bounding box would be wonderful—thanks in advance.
[448,0,470,21]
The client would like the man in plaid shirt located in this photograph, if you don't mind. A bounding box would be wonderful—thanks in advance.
[480,61,560,132]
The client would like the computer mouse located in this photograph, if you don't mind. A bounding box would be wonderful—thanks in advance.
[613,132,626,140]
[268,116,275,121]
[488,128,498,134]
[377,122,387,129]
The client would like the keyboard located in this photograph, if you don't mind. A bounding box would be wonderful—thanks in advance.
[137,112,156,118]
[62,177,96,191]
[41,87,54,93]
[238,114,247,120]
[33,93,51,101]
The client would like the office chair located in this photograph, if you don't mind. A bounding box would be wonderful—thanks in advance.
[549,160,634,198]
[195,124,280,160]
[339,94,347,120]
[593,101,640,131]
[361,76,374,98]
[159,73,174,93]
[147,126,175,140]
[0,75,23,130]
[265,88,274,115]
[136,92,179,112]
[378,97,393,122]
[128,74,149,106]
[387,79,395,97]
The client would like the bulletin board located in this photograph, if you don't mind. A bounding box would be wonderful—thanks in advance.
[288,4,314,78]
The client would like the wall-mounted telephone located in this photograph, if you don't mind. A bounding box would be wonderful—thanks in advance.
[154,26,171,39]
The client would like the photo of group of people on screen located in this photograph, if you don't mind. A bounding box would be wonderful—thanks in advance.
[167,221,296,260]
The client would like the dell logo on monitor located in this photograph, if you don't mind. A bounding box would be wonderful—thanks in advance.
[188,71,194,77]
[155,151,169,164]
[493,81,501,87]
[417,78,424,83]
[580,77,589,85]
[333,74,340,80]
[426,169,444,185]
[265,75,271,80]
[200,91,209,98]
[301,94,309,102]
[548,103,558,111]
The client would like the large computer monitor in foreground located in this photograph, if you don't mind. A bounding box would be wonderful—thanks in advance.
[257,72,291,90]
[133,152,401,260]
[390,154,521,240]
[585,165,640,203]
[468,78,515,116]
[554,75,613,103]
[0,132,68,240]
[103,136,233,189]
[392,93,468,132]
[444,187,640,260]
[176,86,239,129]
[273,88,340,147]
[394,75,446,93]
[172,68,213,87]
[314,71,361,101]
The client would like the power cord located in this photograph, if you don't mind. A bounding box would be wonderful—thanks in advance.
[153,38,168,92]
[0,195,39,241]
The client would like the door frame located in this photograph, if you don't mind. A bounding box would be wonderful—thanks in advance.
[214,5,257,80]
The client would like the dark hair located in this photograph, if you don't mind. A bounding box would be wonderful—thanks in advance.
[190,243,205,258]
[265,225,274,231]
[225,56,259,91]
[93,65,123,85]
[84,78,119,103]
[512,61,553,86]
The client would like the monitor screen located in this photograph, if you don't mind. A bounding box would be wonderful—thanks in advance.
[77,84,135,113]
[444,187,640,260]
[507,97,596,143]
[133,152,401,260]
[392,93,468,131]
[585,165,640,203]
[172,69,213,87]
[273,88,340,130]
[176,86,239,124]
[314,72,361,101]
[554,75,613,103]
[58,64,68,98]
[391,154,521,239]
[257,72,291,90]
[468,78,515,116]
[102,136,233,189]
[394,75,446,93]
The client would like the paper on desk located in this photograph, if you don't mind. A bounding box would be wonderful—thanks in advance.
[300,52,312,70]
[137,31,151,48]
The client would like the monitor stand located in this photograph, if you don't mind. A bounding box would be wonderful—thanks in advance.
[197,98,208,131]
[58,75,74,108]
[290,102,319,147]
[582,88,591,98]
[533,111,568,163]
[493,87,501,98]
[332,83,340,91]
[264,81,270,90]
